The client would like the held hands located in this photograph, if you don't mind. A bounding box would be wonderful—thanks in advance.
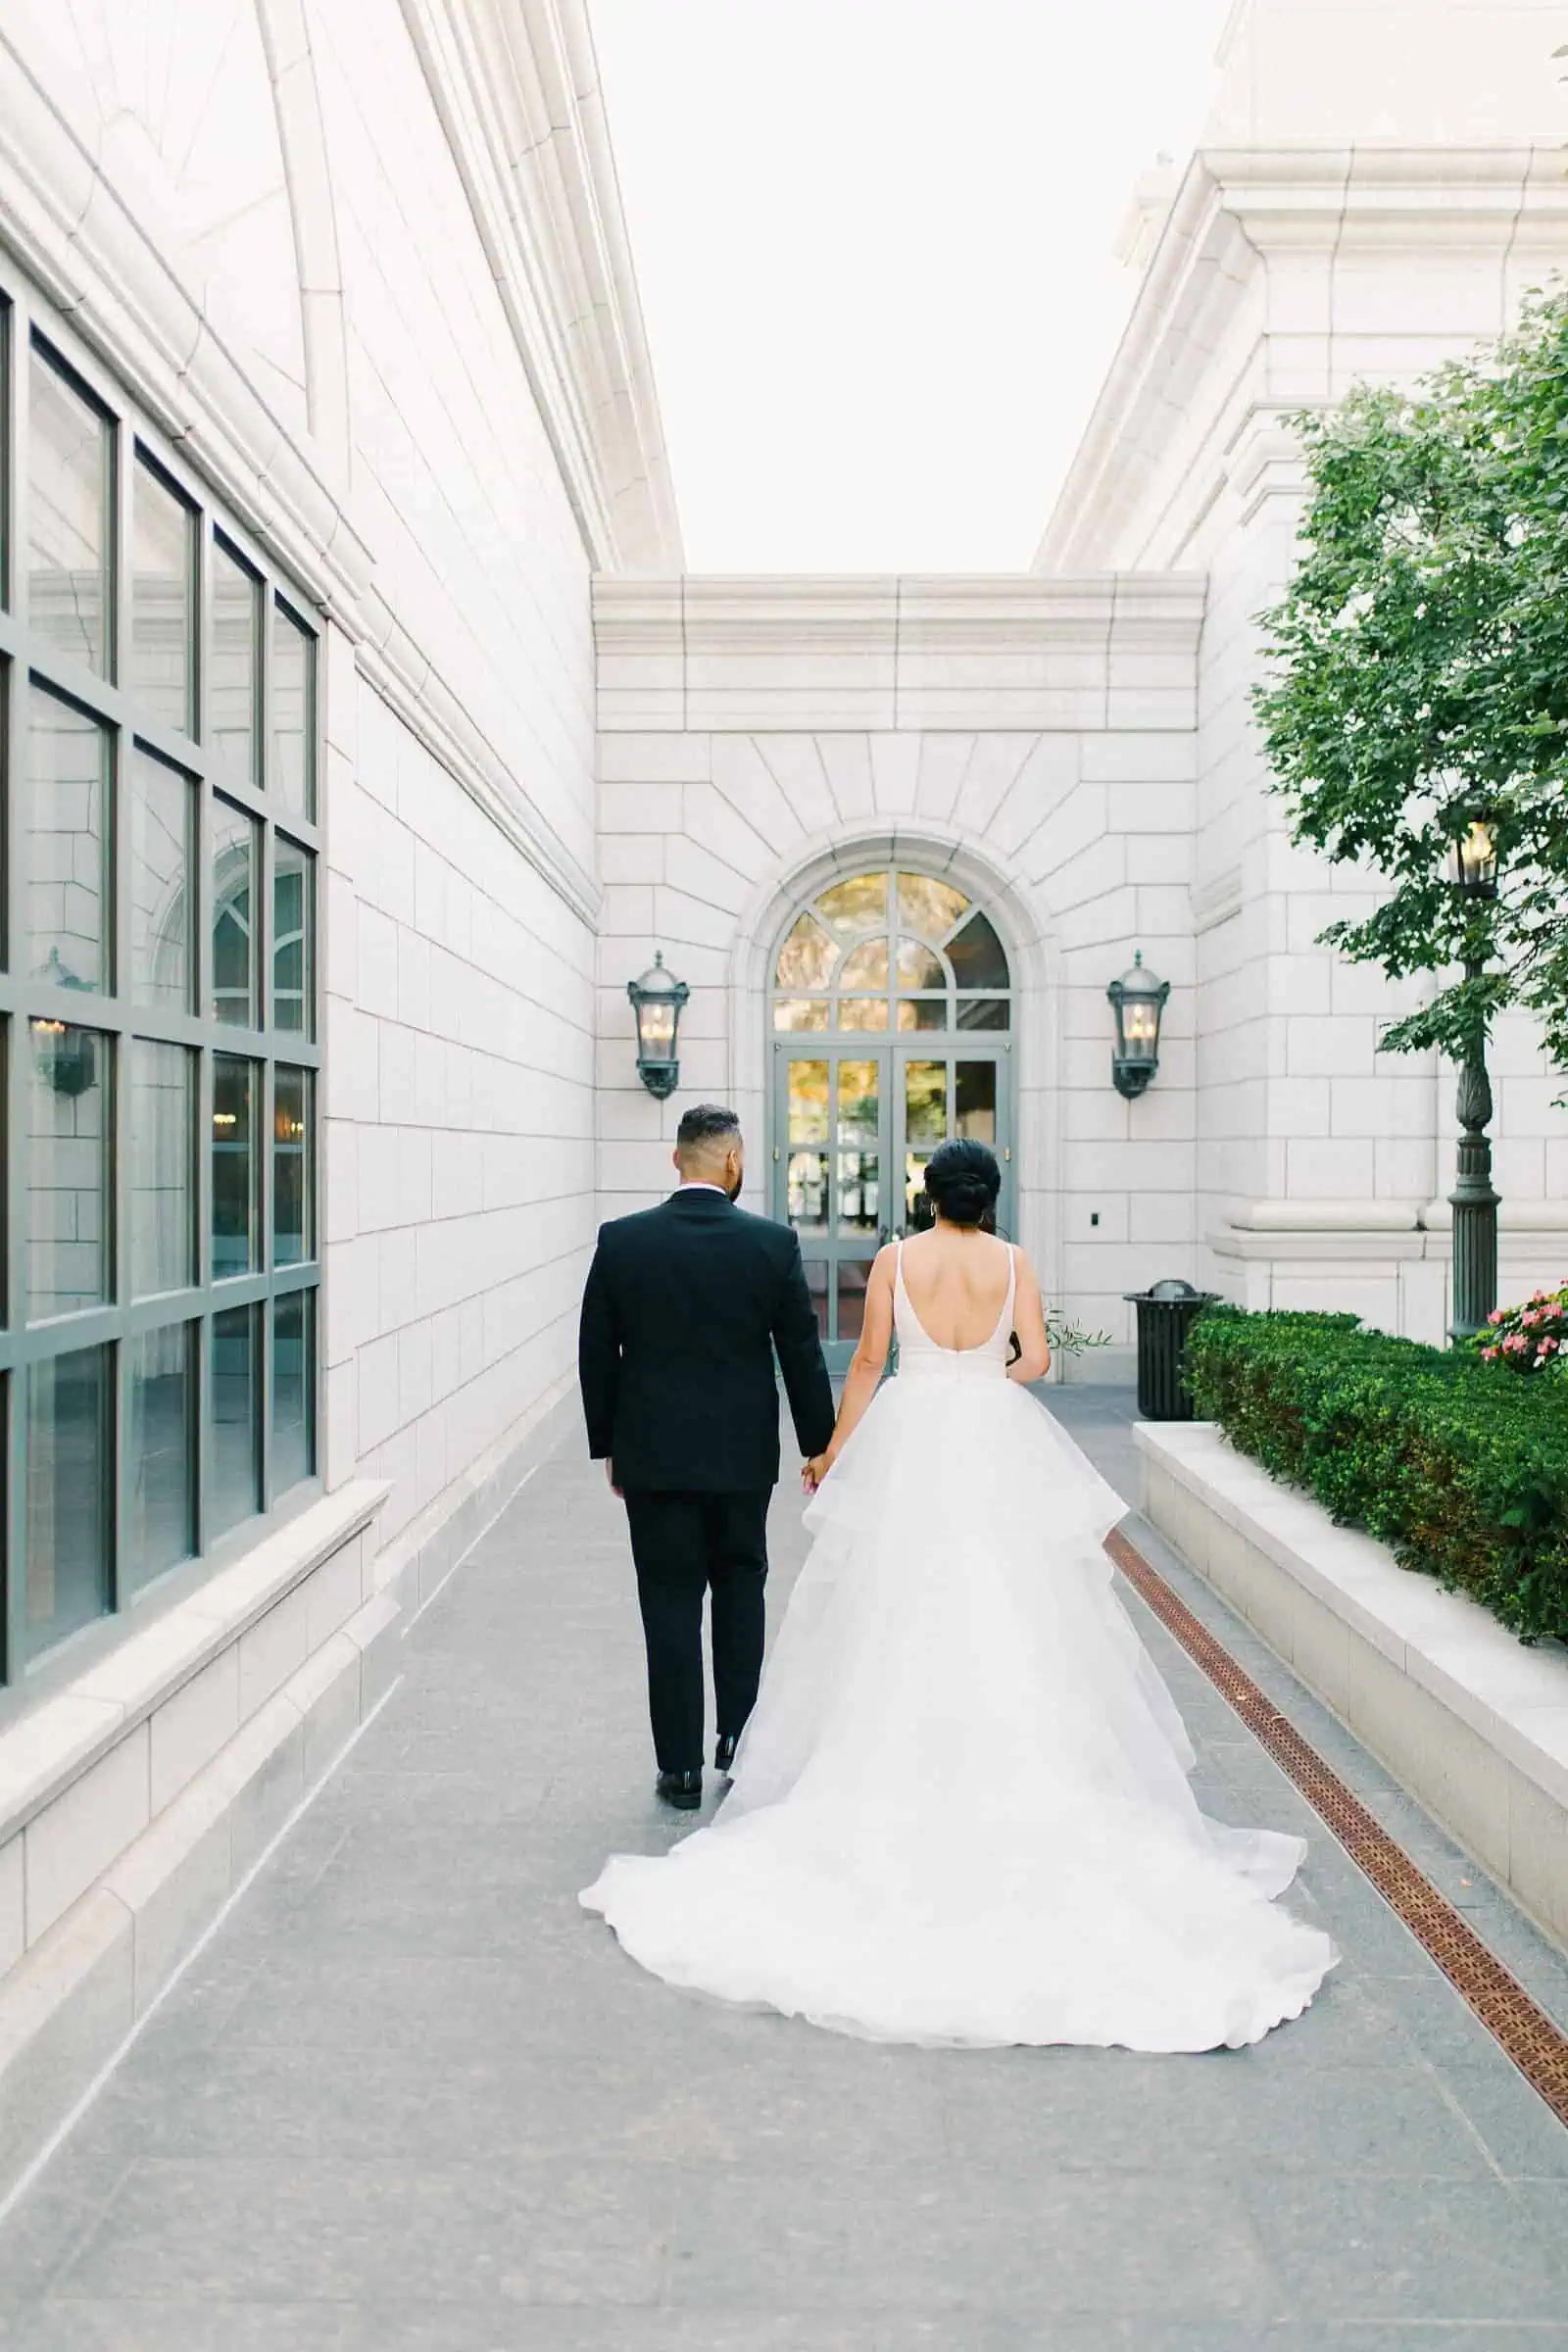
[802,1450,833,1495]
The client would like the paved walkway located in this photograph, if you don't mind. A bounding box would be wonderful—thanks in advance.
[3,1392,1568,2346]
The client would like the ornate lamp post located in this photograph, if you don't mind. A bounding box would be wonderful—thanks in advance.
[1106,952,1170,1102]
[1446,820,1499,1342]
[626,952,689,1101]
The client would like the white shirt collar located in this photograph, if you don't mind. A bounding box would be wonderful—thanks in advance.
[677,1181,728,1196]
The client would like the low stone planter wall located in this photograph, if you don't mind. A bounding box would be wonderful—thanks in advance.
[1138,1422,1568,1950]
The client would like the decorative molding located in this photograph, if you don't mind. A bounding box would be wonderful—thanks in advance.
[1191,865,1244,934]
[1212,1196,1568,1269]
[395,0,682,575]
[1035,144,1568,573]
[595,572,1207,734]
[1226,1198,1425,1234]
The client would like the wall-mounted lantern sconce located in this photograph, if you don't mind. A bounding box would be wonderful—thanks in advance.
[30,946,96,1097]
[29,1017,97,1098]
[627,952,689,1101]
[1106,951,1169,1102]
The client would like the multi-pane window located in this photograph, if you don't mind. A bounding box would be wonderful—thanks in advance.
[0,281,323,1690]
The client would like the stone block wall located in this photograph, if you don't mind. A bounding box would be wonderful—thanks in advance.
[593,576,1207,1365]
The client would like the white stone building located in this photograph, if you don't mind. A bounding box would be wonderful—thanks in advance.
[0,0,1562,2194]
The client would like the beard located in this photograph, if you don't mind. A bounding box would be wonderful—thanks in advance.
[726,1170,744,1202]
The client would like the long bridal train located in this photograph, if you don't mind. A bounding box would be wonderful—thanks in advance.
[581,1262,1338,2052]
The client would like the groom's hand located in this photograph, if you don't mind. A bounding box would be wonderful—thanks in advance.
[605,1461,623,1499]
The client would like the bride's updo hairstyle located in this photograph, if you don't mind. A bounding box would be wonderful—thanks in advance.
[923,1139,1002,1230]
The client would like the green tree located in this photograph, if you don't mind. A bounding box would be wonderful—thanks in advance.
[1253,289,1568,1077]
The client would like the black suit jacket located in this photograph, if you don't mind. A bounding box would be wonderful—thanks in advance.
[578,1190,836,1493]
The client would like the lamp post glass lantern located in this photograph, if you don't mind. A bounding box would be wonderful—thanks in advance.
[1446,818,1499,1343]
[1446,818,1498,896]
[1106,952,1169,1102]
[627,952,689,1101]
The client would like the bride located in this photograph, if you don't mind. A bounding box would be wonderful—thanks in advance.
[580,1140,1338,2051]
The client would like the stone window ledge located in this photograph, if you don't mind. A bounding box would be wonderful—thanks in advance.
[0,1483,389,1852]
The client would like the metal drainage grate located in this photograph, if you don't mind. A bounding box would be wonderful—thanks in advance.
[1106,1524,1568,2127]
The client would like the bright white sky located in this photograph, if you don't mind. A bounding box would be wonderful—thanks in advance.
[590,0,1236,573]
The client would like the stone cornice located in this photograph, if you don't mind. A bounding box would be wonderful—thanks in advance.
[0,12,606,924]
[594,573,1207,734]
[397,0,682,574]
[1035,144,1568,573]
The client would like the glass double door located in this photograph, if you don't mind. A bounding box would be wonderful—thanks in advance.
[773,1042,1011,1370]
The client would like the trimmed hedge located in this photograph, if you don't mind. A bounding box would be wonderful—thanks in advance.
[1185,1306,1568,1643]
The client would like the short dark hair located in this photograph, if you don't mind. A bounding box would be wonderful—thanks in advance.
[923,1138,1001,1230]
[675,1102,741,1152]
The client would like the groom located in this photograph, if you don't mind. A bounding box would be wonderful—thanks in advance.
[578,1104,836,1810]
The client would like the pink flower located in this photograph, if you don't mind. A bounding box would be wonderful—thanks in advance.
[1505,1333,1529,1352]
[1543,1337,1560,1355]
[1483,1346,1499,1361]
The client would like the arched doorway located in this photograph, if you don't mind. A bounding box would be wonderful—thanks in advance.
[768,862,1015,1368]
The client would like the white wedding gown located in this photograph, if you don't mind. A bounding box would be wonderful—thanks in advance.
[580,1247,1338,2050]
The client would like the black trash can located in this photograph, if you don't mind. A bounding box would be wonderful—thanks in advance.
[1125,1279,1217,1421]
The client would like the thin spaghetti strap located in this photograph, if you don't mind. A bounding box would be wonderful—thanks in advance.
[989,1240,1017,1347]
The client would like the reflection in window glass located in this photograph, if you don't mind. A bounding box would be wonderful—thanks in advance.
[273,1066,312,1267]
[211,1303,260,1538]
[839,937,889,992]
[27,1023,108,1320]
[904,1058,948,1232]
[27,341,111,678]
[273,1290,315,1495]
[802,1260,828,1345]
[272,601,315,817]
[774,914,836,993]
[28,686,108,994]
[896,999,948,1033]
[130,1041,193,1297]
[212,798,258,1026]
[130,457,195,733]
[956,1060,999,1146]
[213,1054,257,1277]
[948,912,1010,992]
[836,998,889,1032]
[126,1324,194,1591]
[896,937,946,988]
[211,537,260,788]
[836,1059,880,1240]
[815,871,888,935]
[787,1060,829,1146]
[956,999,1009,1032]
[130,748,192,1008]
[272,837,313,1035]
[772,998,829,1034]
[838,1260,876,1344]
[897,873,969,940]
[25,1346,111,1660]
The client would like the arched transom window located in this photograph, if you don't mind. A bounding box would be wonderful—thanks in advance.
[772,867,1010,1034]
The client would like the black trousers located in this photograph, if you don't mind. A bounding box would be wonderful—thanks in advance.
[622,1489,771,1773]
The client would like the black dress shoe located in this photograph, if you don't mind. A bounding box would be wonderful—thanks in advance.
[657,1769,702,1811]
[714,1733,740,1776]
